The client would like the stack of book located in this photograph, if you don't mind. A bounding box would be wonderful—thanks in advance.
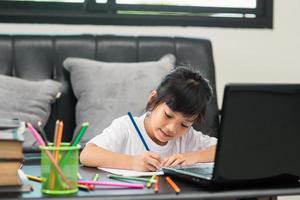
[0,119,32,192]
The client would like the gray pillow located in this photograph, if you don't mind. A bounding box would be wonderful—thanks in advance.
[63,54,175,144]
[0,75,63,149]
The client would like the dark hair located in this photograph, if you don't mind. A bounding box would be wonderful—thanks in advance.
[146,67,213,123]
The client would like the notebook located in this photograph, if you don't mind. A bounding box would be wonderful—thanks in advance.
[162,84,300,187]
[99,167,164,177]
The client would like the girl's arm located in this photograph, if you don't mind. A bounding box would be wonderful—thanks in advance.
[191,145,216,163]
[162,145,216,167]
[80,143,134,169]
[80,143,161,171]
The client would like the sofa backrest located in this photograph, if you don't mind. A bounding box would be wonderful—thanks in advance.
[0,35,219,142]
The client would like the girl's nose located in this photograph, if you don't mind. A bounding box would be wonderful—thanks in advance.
[165,123,176,135]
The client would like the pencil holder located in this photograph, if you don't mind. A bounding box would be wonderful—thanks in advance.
[40,143,80,195]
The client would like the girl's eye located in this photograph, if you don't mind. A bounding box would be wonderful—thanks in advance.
[181,124,189,128]
[165,112,172,118]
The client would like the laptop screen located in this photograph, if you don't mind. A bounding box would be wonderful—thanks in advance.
[214,84,300,183]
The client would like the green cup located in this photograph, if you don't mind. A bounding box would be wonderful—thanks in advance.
[40,143,80,195]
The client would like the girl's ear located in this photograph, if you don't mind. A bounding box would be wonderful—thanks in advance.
[147,90,158,111]
[148,90,158,102]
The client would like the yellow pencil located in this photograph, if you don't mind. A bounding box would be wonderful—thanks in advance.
[26,174,43,183]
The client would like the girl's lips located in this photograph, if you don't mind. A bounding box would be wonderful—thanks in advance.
[160,129,172,138]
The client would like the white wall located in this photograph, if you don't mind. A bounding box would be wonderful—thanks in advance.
[0,0,299,107]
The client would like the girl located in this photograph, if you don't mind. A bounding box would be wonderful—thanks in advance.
[80,67,217,172]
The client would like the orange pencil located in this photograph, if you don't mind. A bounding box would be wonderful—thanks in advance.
[50,120,64,189]
[165,176,180,194]
[154,176,159,193]
[53,121,63,162]
[53,120,60,146]
[55,121,64,154]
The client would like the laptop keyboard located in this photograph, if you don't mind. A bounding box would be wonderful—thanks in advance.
[180,167,213,176]
[163,163,214,180]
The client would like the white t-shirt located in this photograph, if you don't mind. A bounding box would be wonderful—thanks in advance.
[87,114,217,159]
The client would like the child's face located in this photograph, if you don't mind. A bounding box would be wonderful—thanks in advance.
[146,102,197,145]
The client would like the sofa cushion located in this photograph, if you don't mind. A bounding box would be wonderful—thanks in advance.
[63,54,175,144]
[0,75,63,149]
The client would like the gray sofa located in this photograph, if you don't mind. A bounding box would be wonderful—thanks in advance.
[0,35,219,151]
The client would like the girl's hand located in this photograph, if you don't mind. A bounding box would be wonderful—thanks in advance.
[131,152,161,172]
[162,152,199,167]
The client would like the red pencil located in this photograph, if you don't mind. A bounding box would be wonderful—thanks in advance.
[154,176,159,193]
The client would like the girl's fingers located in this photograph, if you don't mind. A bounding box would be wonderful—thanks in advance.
[170,159,184,166]
[148,152,161,161]
[161,157,168,166]
[146,157,161,170]
[163,154,186,167]
[146,164,157,172]
[163,156,176,167]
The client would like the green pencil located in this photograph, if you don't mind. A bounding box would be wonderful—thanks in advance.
[90,173,100,190]
[146,175,156,188]
[71,122,89,146]
[93,173,100,181]
[107,174,156,183]
[59,122,89,168]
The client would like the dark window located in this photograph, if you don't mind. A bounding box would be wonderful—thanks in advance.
[0,0,273,28]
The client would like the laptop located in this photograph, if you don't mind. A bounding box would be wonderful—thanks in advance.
[162,84,300,187]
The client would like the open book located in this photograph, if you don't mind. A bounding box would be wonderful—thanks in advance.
[98,163,214,177]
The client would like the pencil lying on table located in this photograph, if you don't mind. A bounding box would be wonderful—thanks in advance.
[77,180,144,189]
[89,173,100,190]
[26,174,90,192]
[165,176,180,194]
[154,176,159,193]
[147,175,156,188]
[108,174,156,183]
[77,184,90,191]
[27,175,43,182]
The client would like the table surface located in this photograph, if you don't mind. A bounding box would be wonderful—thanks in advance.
[3,155,300,200]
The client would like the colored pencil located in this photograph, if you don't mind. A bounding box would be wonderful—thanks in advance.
[165,176,180,194]
[37,121,48,146]
[108,174,156,183]
[53,120,60,145]
[77,172,83,179]
[26,122,72,189]
[69,124,81,145]
[90,173,100,190]
[77,180,144,189]
[26,174,90,192]
[27,174,43,183]
[146,175,156,188]
[78,184,90,191]
[154,176,159,193]
[128,112,150,151]
[59,122,89,168]
[70,122,89,146]
[50,120,64,189]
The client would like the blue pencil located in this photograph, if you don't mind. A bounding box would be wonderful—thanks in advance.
[127,112,150,151]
